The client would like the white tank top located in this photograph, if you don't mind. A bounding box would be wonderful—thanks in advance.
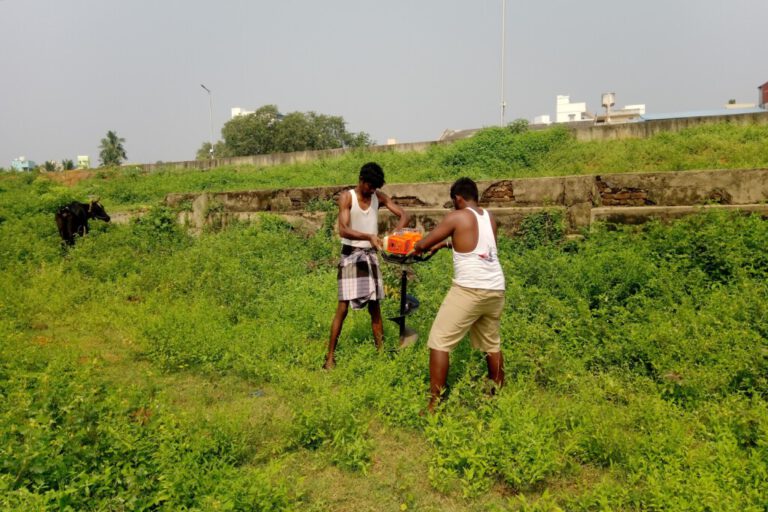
[452,208,505,290]
[341,189,379,248]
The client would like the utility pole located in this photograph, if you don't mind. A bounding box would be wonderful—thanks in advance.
[200,84,214,159]
[500,0,507,127]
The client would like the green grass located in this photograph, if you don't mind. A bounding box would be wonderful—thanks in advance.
[1,157,767,509]
[2,123,768,509]
[22,121,768,212]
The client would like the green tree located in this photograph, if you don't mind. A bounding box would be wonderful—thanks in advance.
[195,141,231,161]
[43,161,57,172]
[219,105,282,156]
[62,159,75,170]
[507,118,530,134]
[203,105,374,158]
[99,130,127,167]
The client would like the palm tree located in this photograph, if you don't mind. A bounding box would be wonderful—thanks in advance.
[99,130,127,167]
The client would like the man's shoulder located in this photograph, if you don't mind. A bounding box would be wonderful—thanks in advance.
[438,209,468,228]
[338,189,353,206]
[451,208,475,220]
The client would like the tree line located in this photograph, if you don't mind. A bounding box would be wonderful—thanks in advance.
[4,104,369,172]
[196,104,373,160]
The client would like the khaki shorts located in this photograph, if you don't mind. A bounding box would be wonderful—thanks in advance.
[427,284,505,353]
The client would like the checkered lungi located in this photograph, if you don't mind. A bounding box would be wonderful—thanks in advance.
[337,245,384,310]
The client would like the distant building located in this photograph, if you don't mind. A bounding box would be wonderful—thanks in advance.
[541,94,644,125]
[556,95,589,123]
[231,107,254,118]
[11,157,36,171]
[231,107,284,127]
[759,81,768,109]
[438,128,481,142]
[77,155,90,169]
[386,138,398,145]
[594,103,646,124]
[725,101,757,109]
[641,106,765,121]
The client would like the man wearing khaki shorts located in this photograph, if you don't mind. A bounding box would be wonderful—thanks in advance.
[411,177,505,413]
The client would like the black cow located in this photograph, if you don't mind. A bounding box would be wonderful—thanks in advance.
[55,200,111,246]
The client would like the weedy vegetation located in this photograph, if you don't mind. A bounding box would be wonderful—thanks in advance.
[1,122,767,510]
[49,122,768,212]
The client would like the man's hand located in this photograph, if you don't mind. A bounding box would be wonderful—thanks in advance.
[409,238,451,257]
[431,240,451,253]
[369,234,383,251]
[409,241,426,257]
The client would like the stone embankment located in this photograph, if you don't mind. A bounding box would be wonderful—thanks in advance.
[164,168,768,235]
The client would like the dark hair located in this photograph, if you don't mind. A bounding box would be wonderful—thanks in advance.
[450,177,479,202]
[359,162,385,189]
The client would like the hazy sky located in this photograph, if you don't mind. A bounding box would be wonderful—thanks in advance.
[1,0,765,166]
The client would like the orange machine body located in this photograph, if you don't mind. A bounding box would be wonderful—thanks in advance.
[385,230,423,255]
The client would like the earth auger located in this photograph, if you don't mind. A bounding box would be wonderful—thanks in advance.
[381,251,435,348]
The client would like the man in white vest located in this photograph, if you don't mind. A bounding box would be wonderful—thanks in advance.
[323,162,409,369]
[411,177,506,412]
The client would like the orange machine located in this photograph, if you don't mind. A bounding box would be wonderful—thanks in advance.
[384,229,423,255]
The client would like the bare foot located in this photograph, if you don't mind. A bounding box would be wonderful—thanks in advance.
[420,398,439,416]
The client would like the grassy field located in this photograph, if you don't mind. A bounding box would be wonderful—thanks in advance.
[37,121,768,213]
[1,123,767,510]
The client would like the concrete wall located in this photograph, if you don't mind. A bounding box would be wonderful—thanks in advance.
[41,111,768,184]
[139,140,441,172]
[148,111,768,171]
[572,111,768,142]
[166,168,768,236]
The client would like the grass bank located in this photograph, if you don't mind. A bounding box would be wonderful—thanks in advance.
[1,169,767,509]
[25,121,768,212]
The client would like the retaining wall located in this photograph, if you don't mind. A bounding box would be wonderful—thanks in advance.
[147,111,768,171]
[41,112,768,184]
[165,168,768,235]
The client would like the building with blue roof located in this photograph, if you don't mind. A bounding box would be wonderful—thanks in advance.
[11,157,37,171]
[641,107,765,122]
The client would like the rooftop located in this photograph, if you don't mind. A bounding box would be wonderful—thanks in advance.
[641,107,765,121]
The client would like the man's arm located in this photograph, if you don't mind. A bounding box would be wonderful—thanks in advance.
[377,191,410,231]
[489,210,499,242]
[411,212,458,255]
[338,191,381,249]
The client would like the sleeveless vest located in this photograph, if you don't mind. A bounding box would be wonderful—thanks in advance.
[452,208,505,290]
[341,189,378,248]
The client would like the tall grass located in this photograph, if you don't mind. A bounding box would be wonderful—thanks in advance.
[28,121,768,211]
[1,169,767,508]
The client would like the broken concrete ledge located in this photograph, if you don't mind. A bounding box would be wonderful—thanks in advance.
[591,204,768,225]
[162,168,768,235]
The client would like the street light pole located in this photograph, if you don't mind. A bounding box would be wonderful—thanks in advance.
[500,0,507,127]
[200,84,214,159]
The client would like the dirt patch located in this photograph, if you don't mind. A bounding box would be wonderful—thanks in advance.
[481,180,516,204]
[596,176,655,207]
[43,170,96,187]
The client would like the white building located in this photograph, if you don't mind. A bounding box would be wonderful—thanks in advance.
[594,102,646,124]
[724,102,756,109]
[11,156,36,171]
[231,107,254,118]
[624,104,646,115]
[556,95,588,123]
[535,95,646,125]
